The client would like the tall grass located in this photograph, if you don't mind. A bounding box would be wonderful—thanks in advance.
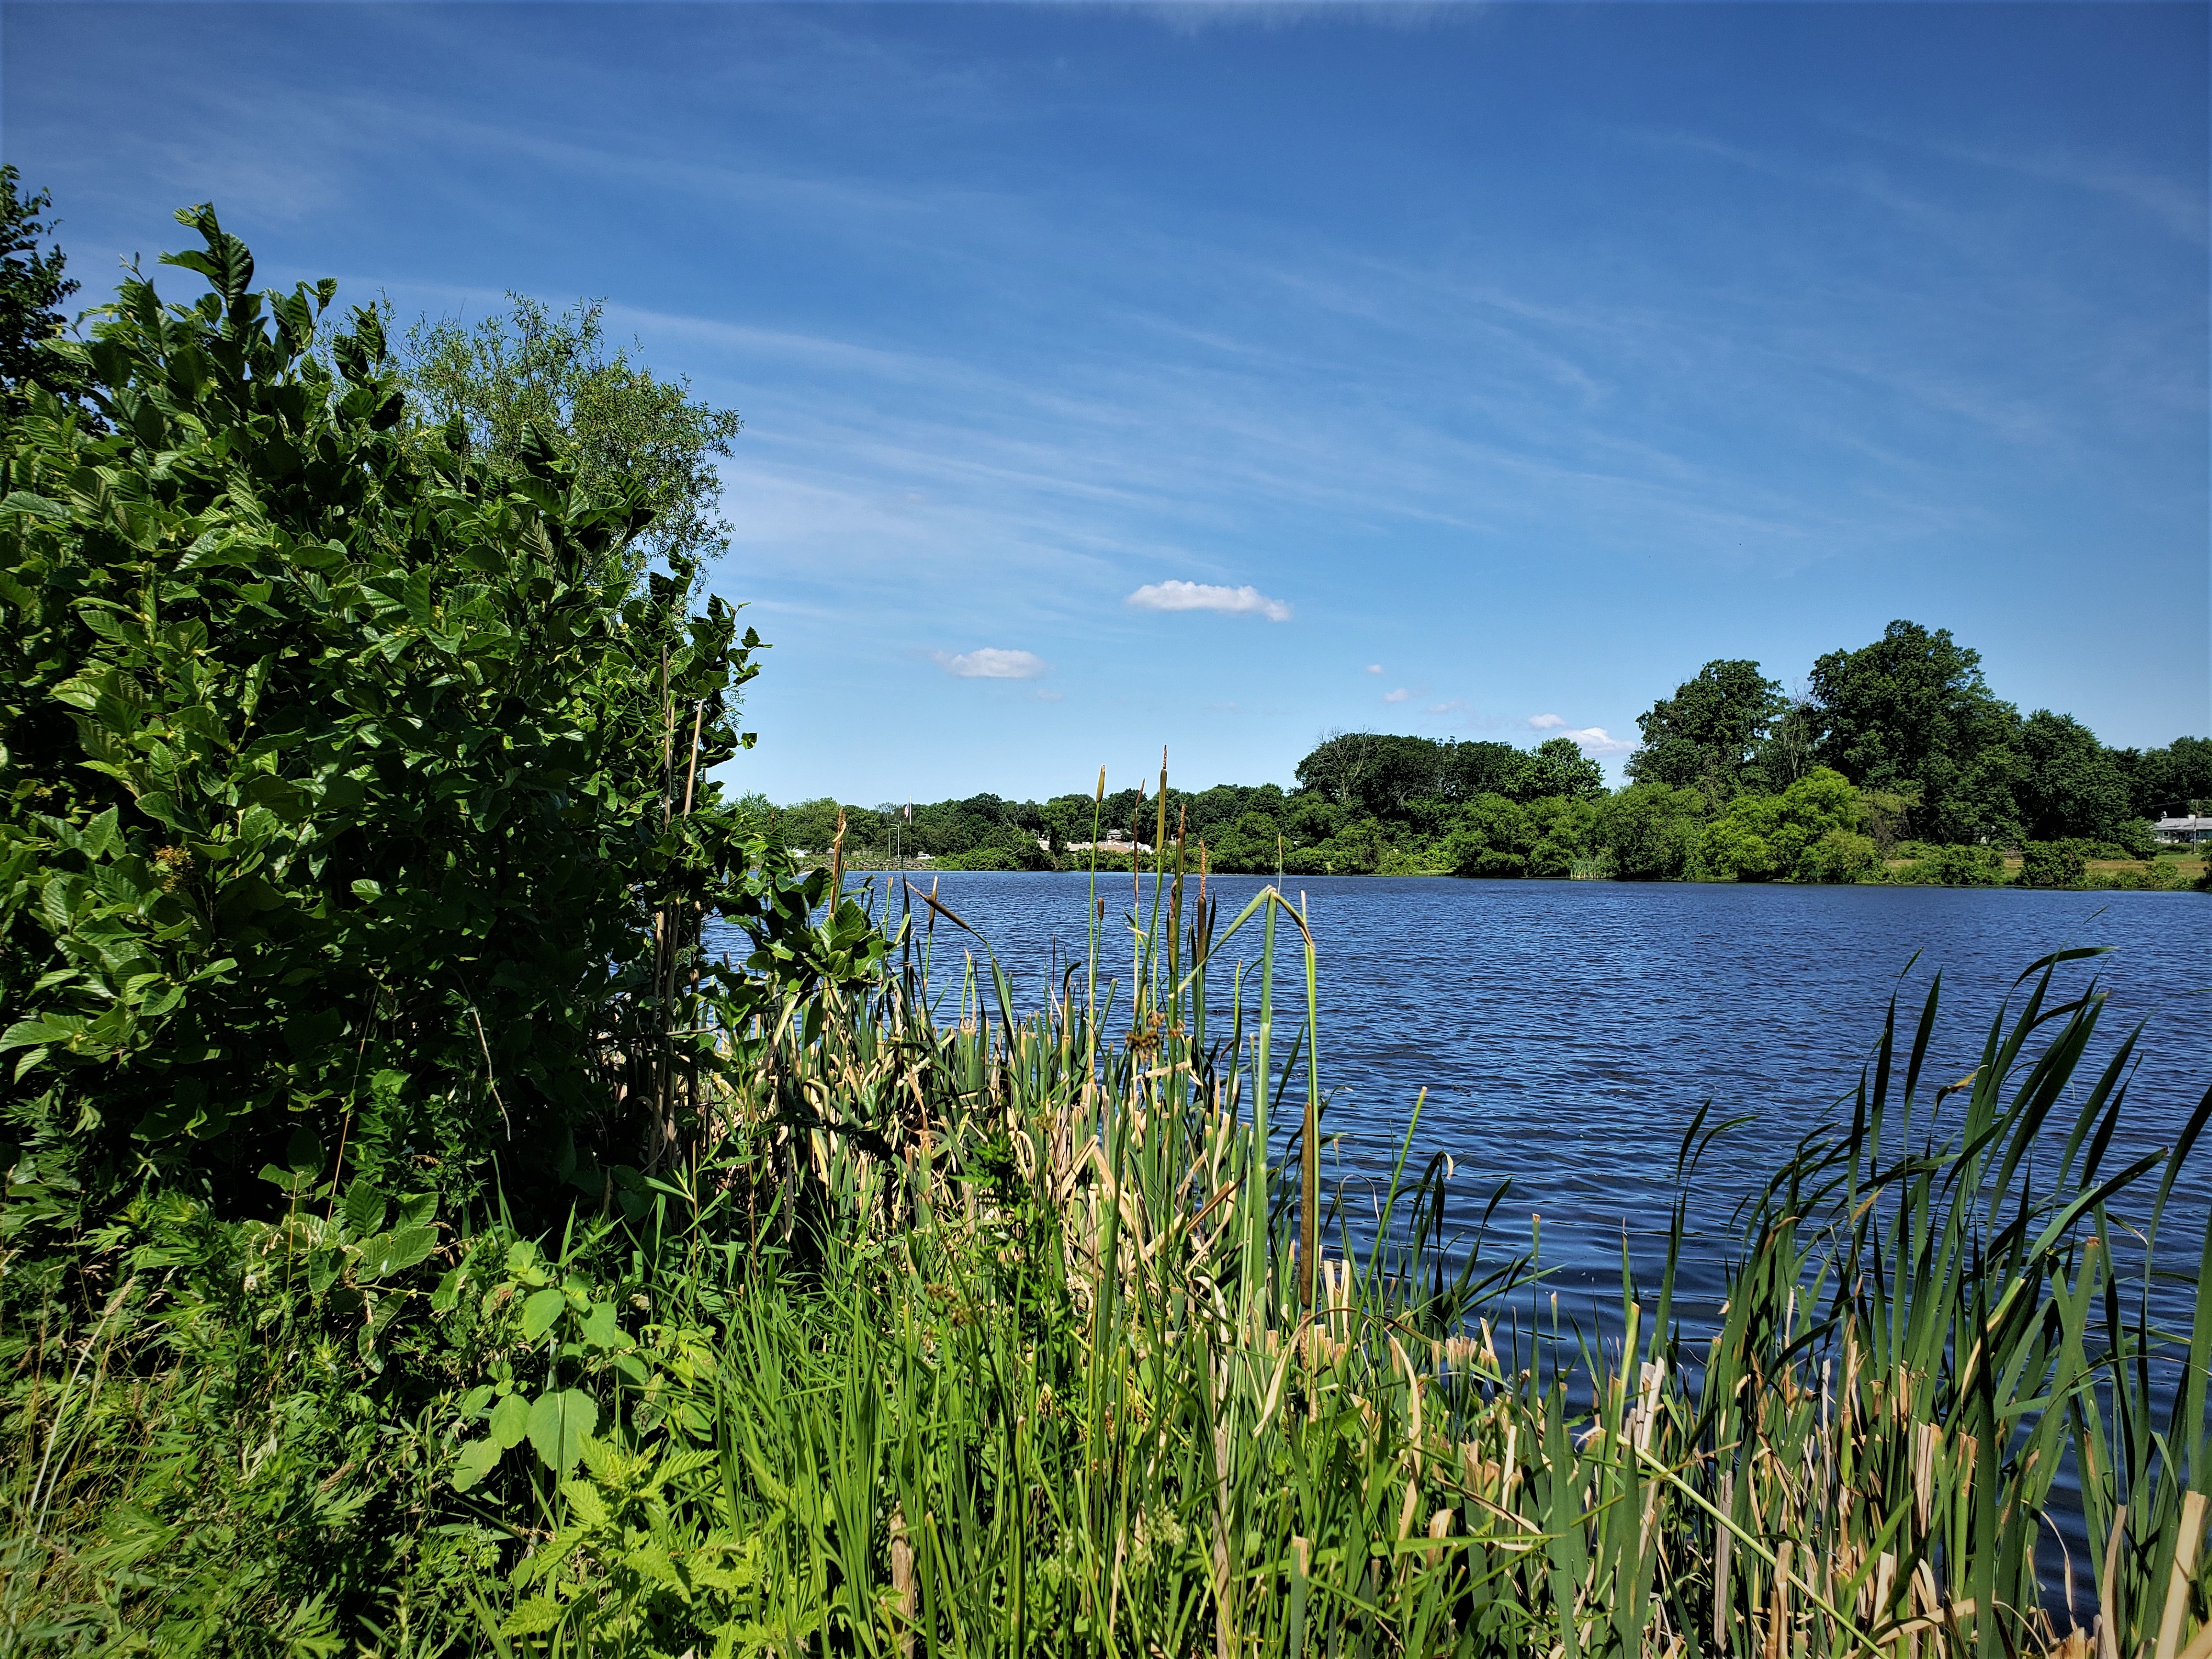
[3,794,2208,1656]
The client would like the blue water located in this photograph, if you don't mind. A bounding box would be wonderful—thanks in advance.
[741,872,2212,1308]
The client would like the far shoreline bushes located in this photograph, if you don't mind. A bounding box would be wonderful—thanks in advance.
[760,759,2207,891]
[760,630,2210,891]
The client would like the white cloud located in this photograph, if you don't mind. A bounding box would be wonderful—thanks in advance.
[1383,687,1411,704]
[1526,713,1567,730]
[1426,699,1472,715]
[934,647,1047,680]
[1125,580,1293,622]
[1364,663,1383,674]
[1557,726,1636,758]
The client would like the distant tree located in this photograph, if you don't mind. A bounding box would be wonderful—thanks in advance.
[1294,731,1594,815]
[2009,710,2138,845]
[402,295,742,580]
[0,167,96,420]
[2116,736,2212,819]
[1295,732,1451,815]
[1805,620,2019,842]
[1626,659,1787,800]
[1443,740,1539,802]
[1525,736,1606,802]
[1594,784,1707,881]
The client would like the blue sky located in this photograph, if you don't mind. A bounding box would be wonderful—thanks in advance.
[5,2,2206,804]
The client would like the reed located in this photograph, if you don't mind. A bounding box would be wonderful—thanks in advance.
[586,846,2211,1655]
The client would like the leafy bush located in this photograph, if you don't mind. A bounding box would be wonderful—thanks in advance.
[936,845,1022,872]
[1888,843,2006,887]
[0,206,866,1227]
[1690,768,1864,883]
[1594,782,1706,880]
[2018,838,2094,889]
[1796,826,1881,883]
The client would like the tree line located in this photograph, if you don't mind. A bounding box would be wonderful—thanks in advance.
[764,625,2208,887]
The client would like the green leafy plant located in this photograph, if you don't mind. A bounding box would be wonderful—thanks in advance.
[0,204,874,1224]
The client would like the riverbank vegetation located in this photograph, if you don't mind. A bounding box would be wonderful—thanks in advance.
[4,196,2210,1656]
[754,610,2207,889]
[751,720,2207,890]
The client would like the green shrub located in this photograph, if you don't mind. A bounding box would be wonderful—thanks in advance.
[1594,782,1705,880]
[938,845,1020,871]
[2018,838,2094,888]
[1690,768,1864,882]
[1526,837,1574,878]
[1797,827,1881,884]
[0,206,866,1226]
[1889,843,2006,886]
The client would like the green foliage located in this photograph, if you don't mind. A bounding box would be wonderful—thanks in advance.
[1888,842,2007,887]
[1594,782,1707,880]
[7,885,2208,1657]
[1296,729,1602,817]
[0,206,871,1224]
[2018,837,2094,889]
[1805,619,2022,842]
[2115,734,2212,819]
[401,295,742,580]
[2008,708,2138,844]
[1689,768,1867,883]
[1625,658,1787,799]
[0,168,95,423]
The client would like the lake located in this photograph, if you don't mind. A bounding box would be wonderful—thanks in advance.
[742,872,2211,1313]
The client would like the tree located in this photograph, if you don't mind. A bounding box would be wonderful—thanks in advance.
[2117,736,2212,819]
[1293,731,1596,815]
[1626,659,1787,800]
[1594,784,1706,881]
[2010,710,2138,845]
[1805,620,2019,842]
[402,295,742,580]
[1525,736,1606,802]
[1295,731,1451,814]
[0,167,96,420]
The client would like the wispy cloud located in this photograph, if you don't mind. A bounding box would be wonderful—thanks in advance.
[1425,699,1472,716]
[1383,687,1411,704]
[1364,663,1383,674]
[935,647,1047,680]
[1526,713,1567,730]
[1126,580,1294,622]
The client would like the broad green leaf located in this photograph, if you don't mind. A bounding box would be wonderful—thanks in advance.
[339,1180,385,1241]
[488,1392,530,1451]
[358,1225,436,1279]
[526,1389,597,1475]
[521,1286,568,1342]
[579,1300,625,1350]
[284,1124,324,1176]
[452,1436,504,1493]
